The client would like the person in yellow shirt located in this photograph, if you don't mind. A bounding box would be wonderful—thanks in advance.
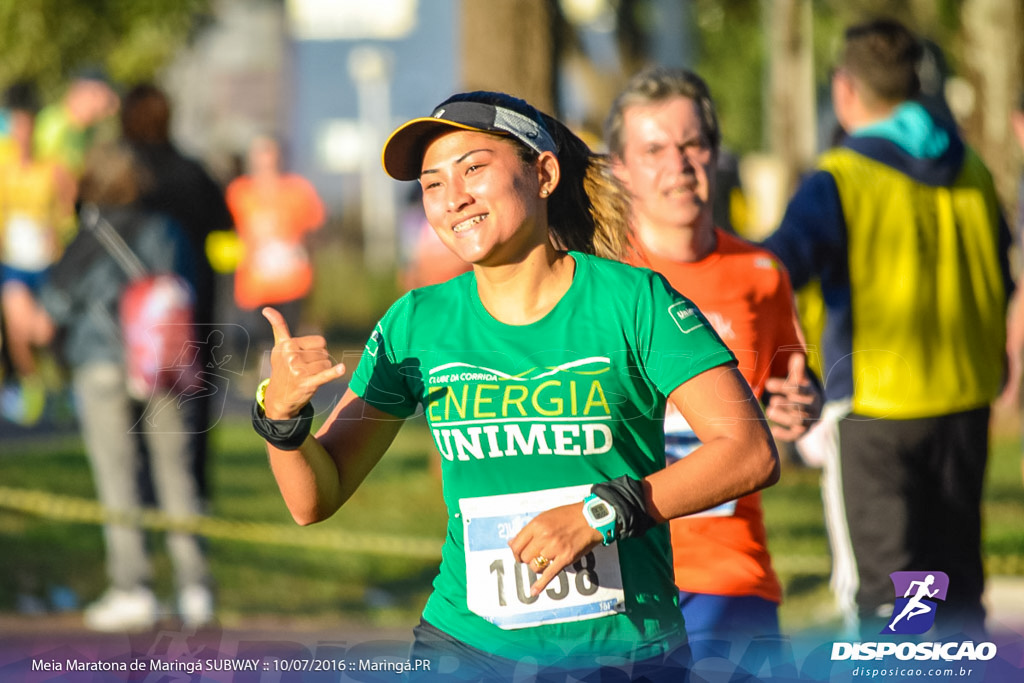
[0,82,76,425]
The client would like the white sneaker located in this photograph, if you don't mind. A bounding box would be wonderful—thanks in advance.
[83,587,158,632]
[178,584,214,628]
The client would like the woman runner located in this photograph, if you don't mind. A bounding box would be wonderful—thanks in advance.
[252,91,779,681]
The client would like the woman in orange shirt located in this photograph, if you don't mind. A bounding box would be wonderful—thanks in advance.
[227,134,325,339]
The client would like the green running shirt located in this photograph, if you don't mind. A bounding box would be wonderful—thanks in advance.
[348,251,735,666]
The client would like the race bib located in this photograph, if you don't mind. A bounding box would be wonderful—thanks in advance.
[3,213,52,270]
[460,485,625,630]
[252,240,308,278]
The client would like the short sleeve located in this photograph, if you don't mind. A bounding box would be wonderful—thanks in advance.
[347,296,420,419]
[636,271,737,398]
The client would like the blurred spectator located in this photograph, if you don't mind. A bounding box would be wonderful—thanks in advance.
[226,134,325,346]
[0,81,76,425]
[121,83,234,501]
[35,142,213,631]
[34,69,119,178]
[763,18,1014,639]
[0,98,13,161]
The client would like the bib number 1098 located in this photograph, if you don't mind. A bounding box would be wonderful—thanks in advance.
[460,486,625,630]
[489,552,600,606]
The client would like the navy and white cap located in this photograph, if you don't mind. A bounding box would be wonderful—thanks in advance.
[382,92,558,181]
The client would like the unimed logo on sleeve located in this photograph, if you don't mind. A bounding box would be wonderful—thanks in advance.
[883,571,949,635]
[668,302,703,334]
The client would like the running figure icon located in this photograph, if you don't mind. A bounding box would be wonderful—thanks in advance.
[887,574,939,631]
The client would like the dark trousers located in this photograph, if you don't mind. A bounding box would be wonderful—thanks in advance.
[407,619,690,682]
[838,407,989,639]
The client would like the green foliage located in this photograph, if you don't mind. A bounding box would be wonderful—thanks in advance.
[687,1,847,155]
[0,0,213,98]
[306,240,401,339]
[684,1,969,156]
[692,0,766,154]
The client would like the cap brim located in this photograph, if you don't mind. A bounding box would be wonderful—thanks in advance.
[381,117,506,181]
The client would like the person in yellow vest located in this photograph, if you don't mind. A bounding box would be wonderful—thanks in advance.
[763,18,1016,639]
[0,82,76,425]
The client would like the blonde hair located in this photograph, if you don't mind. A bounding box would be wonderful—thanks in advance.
[582,154,633,260]
[535,110,633,261]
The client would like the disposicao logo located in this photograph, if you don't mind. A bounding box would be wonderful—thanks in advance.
[883,571,949,635]
[830,570,998,664]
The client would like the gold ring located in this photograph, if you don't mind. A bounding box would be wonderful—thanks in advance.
[531,555,550,571]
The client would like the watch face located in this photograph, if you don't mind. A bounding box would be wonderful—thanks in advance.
[590,502,610,520]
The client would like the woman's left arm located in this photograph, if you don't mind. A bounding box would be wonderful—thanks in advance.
[509,363,779,593]
[644,363,780,523]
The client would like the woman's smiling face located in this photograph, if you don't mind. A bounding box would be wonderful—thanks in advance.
[419,129,554,268]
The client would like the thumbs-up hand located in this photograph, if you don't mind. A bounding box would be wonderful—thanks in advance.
[763,352,822,442]
[261,307,346,420]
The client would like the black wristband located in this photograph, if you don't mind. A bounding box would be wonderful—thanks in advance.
[251,399,314,450]
[590,475,656,541]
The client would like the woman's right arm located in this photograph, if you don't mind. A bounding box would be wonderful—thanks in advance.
[267,390,403,525]
[260,307,404,525]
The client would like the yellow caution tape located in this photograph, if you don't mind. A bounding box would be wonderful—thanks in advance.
[3,485,1022,575]
[0,486,442,560]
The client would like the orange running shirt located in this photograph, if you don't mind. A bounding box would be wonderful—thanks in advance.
[227,174,325,310]
[630,228,802,602]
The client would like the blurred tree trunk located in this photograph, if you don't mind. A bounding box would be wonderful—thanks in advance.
[765,0,816,197]
[459,0,557,114]
[613,0,653,78]
[959,0,1024,213]
[742,0,815,239]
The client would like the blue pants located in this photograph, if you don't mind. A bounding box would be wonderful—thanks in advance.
[679,591,780,664]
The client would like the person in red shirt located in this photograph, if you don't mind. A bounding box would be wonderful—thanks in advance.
[227,134,325,342]
[605,66,821,664]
